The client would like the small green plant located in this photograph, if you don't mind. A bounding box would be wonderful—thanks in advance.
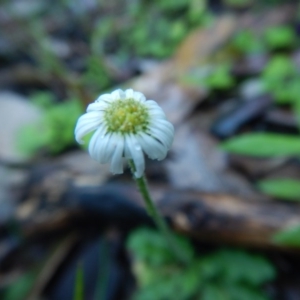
[261,55,300,105]
[273,225,300,247]
[221,53,300,201]
[264,25,296,50]
[127,228,275,300]
[258,179,300,201]
[232,30,265,54]
[81,55,112,94]
[203,64,235,90]
[231,24,296,55]
[224,0,253,8]
[221,133,300,157]
[182,63,235,90]
[1,270,37,300]
[221,132,300,201]
[17,92,83,156]
[89,0,210,59]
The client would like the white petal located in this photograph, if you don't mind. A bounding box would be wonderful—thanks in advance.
[74,111,102,143]
[99,133,118,163]
[110,134,125,174]
[150,119,174,138]
[145,100,162,109]
[149,126,173,149]
[125,89,146,102]
[87,102,108,112]
[101,133,123,162]
[76,110,102,123]
[124,138,131,159]
[95,93,114,103]
[133,91,146,102]
[137,133,167,160]
[111,89,124,100]
[157,119,174,129]
[147,107,166,118]
[88,126,108,162]
[125,134,145,178]
[125,89,134,98]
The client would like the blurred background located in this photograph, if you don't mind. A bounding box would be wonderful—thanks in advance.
[1,0,300,299]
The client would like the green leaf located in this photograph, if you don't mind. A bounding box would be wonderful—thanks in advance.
[170,21,187,42]
[31,92,55,108]
[133,267,195,300]
[204,64,235,89]
[17,98,83,156]
[44,98,83,153]
[73,262,84,300]
[202,285,228,300]
[224,285,270,300]
[292,99,300,130]
[17,123,47,156]
[81,56,111,92]
[262,55,296,81]
[127,228,194,267]
[232,30,264,54]
[264,26,296,49]
[180,264,203,297]
[128,229,276,300]
[3,271,36,300]
[258,179,300,200]
[271,79,300,104]
[273,225,300,247]
[157,0,190,11]
[261,55,298,104]
[221,133,300,157]
[224,0,252,8]
[265,78,300,105]
[207,250,275,286]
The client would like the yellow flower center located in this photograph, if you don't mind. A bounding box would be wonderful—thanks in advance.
[104,98,149,134]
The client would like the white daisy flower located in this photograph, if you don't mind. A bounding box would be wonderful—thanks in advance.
[75,89,174,178]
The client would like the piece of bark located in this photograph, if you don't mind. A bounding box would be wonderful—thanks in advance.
[166,119,263,198]
[159,190,299,248]
[17,180,300,250]
[211,95,272,139]
[228,155,288,179]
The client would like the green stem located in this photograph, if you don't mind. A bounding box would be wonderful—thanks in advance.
[129,161,190,265]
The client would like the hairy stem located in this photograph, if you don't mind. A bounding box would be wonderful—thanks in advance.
[129,161,190,265]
